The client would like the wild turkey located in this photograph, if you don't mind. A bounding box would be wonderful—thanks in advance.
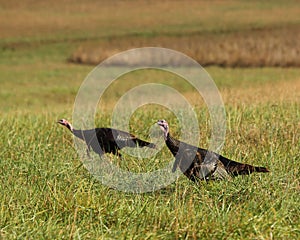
[157,119,269,181]
[58,119,156,157]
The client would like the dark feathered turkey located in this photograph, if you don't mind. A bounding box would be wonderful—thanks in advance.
[58,119,156,157]
[157,119,269,181]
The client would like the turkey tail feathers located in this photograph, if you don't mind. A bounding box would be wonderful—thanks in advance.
[254,166,269,173]
[218,155,269,176]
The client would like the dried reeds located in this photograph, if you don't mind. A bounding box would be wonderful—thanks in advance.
[69,27,300,67]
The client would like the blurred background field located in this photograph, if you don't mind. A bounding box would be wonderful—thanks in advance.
[0,0,299,239]
[2,0,300,67]
[1,0,300,113]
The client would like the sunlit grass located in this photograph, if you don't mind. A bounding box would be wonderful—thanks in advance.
[1,1,299,238]
[1,97,299,238]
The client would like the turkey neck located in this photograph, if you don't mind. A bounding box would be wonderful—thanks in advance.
[72,129,85,141]
[165,133,181,156]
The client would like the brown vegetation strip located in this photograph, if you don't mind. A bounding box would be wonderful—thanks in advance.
[69,27,300,67]
[96,78,300,114]
[185,78,300,106]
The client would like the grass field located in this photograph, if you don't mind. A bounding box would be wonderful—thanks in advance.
[1,0,300,239]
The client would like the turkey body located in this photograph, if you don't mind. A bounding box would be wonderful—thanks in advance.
[73,127,156,156]
[157,119,269,181]
[57,119,156,157]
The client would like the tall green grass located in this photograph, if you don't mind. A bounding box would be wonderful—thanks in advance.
[0,101,299,238]
[1,42,299,239]
[1,1,299,238]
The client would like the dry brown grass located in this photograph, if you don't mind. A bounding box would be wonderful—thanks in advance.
[185,77,300,107]
[1,0,299,40]
[222,78,300,105]
[69,26,300,67]
[93,71,300,113]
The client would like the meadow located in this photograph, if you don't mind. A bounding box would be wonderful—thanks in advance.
[1,0,300,239]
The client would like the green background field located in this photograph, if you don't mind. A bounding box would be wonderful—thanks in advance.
[1,0,299,239]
